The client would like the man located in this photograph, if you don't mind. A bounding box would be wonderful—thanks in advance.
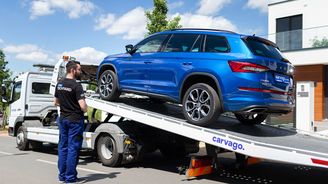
[54,60,88,183]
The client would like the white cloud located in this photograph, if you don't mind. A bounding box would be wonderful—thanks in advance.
[16,51,48,61]
[168,1,184,10]
[30,0,95,19]
[95,7,147,40]
[94,14,115,30]
[0,38,4,44]
[3,44,50,63]
[196,0,231,16]
[3,44,39,53]
[245,0,268,13]
[61,47,107,65]
[178,13,237,32]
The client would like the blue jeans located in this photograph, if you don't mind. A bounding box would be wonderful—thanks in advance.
[58,117,84,183]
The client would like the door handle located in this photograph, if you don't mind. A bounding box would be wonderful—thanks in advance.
[182,62,192,65]
[144,61,152,64]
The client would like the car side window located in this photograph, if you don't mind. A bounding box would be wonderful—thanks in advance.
[163,34,200,52]
[135,34,168,53]
[205,35,230,53]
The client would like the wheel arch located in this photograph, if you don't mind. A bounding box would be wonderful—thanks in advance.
[179,72,225,111]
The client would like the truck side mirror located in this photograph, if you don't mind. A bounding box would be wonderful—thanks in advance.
[125,44,135,54]
[1,84,6,96]
[1,84,7,103]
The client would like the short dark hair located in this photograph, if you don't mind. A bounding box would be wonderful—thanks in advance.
[66,60,80,73]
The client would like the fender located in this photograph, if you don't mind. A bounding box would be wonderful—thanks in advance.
[179,72,225,111]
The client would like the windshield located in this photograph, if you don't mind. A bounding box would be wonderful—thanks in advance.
[244,37,285,61]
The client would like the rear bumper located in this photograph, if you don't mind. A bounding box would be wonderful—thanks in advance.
[236,105,293,114]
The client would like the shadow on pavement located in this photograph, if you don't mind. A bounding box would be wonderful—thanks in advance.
[79,172,121,183]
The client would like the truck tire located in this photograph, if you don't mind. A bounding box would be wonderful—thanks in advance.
[98,70,121,101]
[182,83,222,126]
[16,126,29,151]
[97,135,122,167]
[234,113,268,125]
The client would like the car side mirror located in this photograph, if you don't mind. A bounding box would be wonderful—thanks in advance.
[125,44,135,54]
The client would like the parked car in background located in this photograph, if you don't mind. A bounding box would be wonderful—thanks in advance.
[96,28,295,126]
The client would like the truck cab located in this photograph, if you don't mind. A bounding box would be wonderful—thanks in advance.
[8,71,57,136]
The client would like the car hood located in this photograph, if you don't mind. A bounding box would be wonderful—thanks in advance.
[104,53,127,60]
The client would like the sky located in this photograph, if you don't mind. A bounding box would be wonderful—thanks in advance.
[0,0,269,75]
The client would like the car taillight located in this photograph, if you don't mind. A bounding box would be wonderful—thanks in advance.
[228,61,269,73]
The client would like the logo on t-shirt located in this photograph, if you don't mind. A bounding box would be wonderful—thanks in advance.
[57,83,72,92]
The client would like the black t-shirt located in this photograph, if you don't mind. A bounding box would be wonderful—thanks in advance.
[55,78,85,122]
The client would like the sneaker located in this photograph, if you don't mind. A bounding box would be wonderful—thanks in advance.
[67,178,87,184]
[59,181,65,184]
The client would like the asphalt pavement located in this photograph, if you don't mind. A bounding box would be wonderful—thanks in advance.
[0,131,327,184]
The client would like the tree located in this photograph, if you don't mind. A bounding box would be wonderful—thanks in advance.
[311,36,328,48]
[145,0,182,36]
[0,49,11,128]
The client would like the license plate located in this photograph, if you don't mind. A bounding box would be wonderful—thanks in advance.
[274,74,290,84]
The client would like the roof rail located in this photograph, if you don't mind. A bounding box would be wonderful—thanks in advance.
[168,28,237,34]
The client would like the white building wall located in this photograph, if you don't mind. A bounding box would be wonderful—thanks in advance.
[268,0,328,66]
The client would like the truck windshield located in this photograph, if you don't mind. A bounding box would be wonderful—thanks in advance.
[244,37,285,61]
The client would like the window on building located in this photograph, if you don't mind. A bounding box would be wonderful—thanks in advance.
[32,82,50,94]
[204,35,230,53]
[163,34,200,52]
[276,14,302,51]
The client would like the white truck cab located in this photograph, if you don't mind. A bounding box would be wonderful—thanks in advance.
[8,71,57,136]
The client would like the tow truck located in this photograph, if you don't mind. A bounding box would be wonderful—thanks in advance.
[3,56,328,179]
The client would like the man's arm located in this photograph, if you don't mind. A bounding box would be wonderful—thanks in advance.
[54,97,60,106]
[78,99,88,113]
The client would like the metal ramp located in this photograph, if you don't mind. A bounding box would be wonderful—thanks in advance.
[85,96,328,169]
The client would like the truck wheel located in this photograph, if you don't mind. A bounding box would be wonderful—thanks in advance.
[98,70,121,101]
[16,126,29,151]
[97,135,122,167]
[182,83,222,126]
[234,113,268,125]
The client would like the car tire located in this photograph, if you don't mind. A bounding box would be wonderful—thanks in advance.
[182,83,222,126]
[16,126,29,151]
[234,113,268,125]
[98,70,121,101]
[97,135,122,167]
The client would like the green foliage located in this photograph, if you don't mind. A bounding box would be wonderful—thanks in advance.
[311,36,328,48]
[0,49,12,126]
[145,0,182,36]
[87,107,102,122]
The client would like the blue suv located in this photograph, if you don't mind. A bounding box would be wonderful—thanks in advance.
[96,28,295,126]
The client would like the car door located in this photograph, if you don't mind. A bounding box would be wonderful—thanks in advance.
[119,34,168,92]
[148,33,202,100]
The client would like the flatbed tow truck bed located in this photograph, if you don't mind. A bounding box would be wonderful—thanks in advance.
[85,96,328,169]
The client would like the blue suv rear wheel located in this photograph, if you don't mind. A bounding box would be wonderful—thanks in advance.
[182,83,222,126]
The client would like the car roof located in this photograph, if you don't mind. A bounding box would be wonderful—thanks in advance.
[159,28,241,37]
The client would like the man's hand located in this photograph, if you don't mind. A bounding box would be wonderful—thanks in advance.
[78,99,88,113]
[54,98,60,106]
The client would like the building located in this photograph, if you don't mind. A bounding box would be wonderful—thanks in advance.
[268,0,328,121]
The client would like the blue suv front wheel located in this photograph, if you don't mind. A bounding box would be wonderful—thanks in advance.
[182,83,222,126]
